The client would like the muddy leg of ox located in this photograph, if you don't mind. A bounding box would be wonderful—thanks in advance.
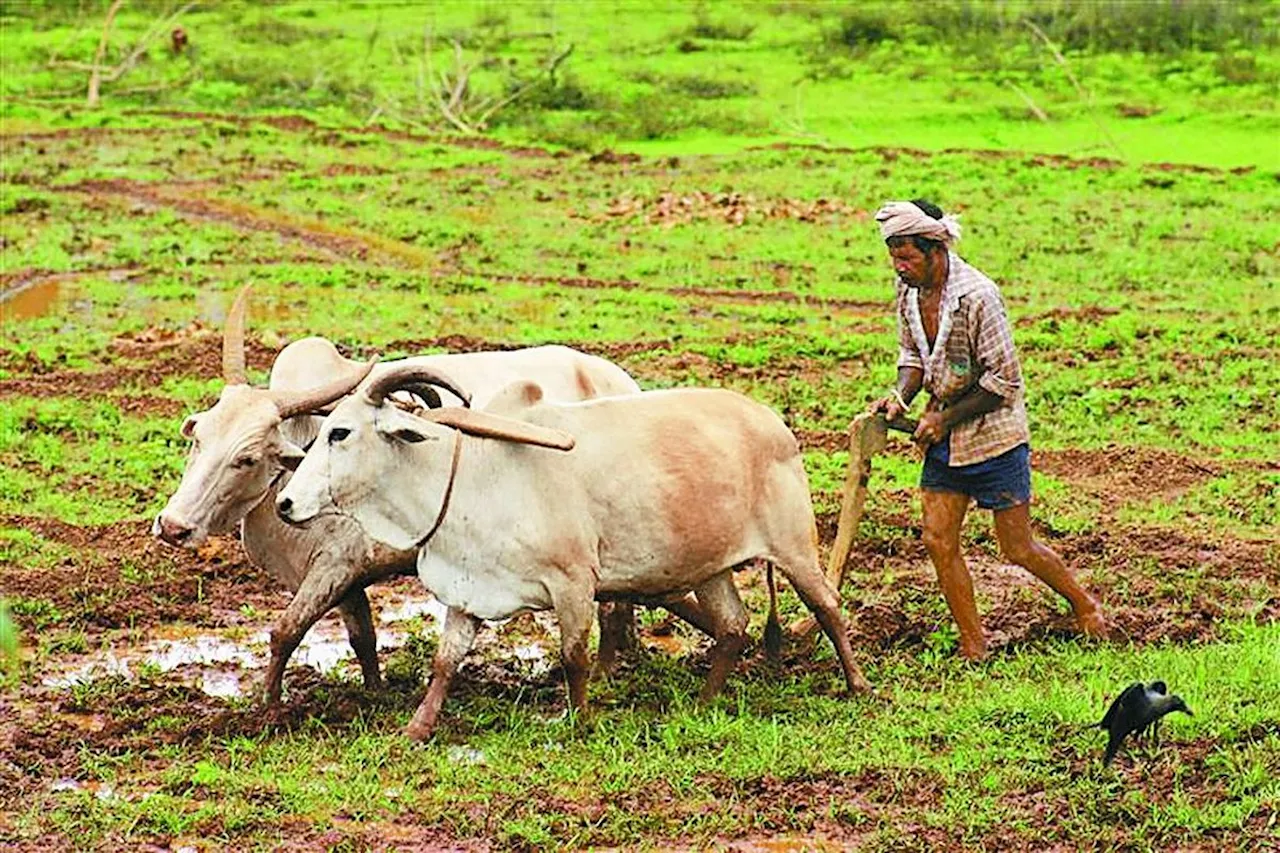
[773,556,872,694]
[263,567,362,705]
[595,601,636,674]
[405,607,480,741]
[550,578,598,718]
[694,572,750,703]
[597,594,714,675]
[337,588,382,690]
[661,592,716,637]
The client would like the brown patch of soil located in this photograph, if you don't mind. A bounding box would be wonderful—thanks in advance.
[0,515,276,634]
[626,349,876,392]
[55,179,378,261]
[1016,305,1122,327]
[587,149,643,165]
[813,504,1276,653]
[667,286,885,313]
[795,428,850,455]
[0,329,277,405]
[749,142,1248,179]
[0,127,176,144]
[125,109,555,158]
[321,163,391,177]
[0,265,145,294]
[465,269,641,292]
[602,190,864,226]
[1036,445,1221,506]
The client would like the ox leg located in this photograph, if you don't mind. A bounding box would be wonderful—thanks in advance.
[663,592,716,637]
[405,606,479,742]
[337,588,382,691]
[551,584,597,719]
[263,567,358,705]
[694,573,749,703]
[595,601,637,674]
[775,558,872,695]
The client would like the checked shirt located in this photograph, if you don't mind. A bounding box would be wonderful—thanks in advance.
[896,253,1031,466]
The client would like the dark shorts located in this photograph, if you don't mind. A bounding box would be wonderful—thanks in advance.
[921,441,1031,510]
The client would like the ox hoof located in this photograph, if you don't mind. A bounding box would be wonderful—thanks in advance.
[404,722,436,743]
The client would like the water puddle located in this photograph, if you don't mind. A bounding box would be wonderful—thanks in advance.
[0,278,62,321]
[511,642,552,676]
[42,586,452,699]
[0,268,143,323]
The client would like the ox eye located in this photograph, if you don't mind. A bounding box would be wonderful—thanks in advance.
[232,456,258,469]
[329,427,351,444]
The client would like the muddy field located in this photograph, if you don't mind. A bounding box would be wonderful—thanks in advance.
[2,108,1278,851]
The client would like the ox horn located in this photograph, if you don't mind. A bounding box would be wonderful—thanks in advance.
[365,365,473,410]
[417,408,575,452]
[222,285,252,385]
[273,358,378,420]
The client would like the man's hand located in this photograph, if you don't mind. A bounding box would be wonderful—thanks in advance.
[913,411,949,446]
[869,395,906,421]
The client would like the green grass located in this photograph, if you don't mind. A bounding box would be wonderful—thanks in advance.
[12,623,1279,849]
[2,2,1278,848]
[2,1,1278,168]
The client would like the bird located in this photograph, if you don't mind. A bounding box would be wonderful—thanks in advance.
[1095,680,1193,766]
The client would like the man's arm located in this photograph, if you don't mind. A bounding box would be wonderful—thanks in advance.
[871,366,923,419]
[871,289,924,419]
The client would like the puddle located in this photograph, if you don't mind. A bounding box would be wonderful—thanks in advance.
[42,585,450,699]
[511,642,552,676]
[48,778,121,801]
[1,278,64,321]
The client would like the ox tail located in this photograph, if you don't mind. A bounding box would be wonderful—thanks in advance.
[763,563,782,661]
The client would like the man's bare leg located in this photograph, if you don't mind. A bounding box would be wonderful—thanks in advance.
[921,489,986,660]
[993,503,1107,637]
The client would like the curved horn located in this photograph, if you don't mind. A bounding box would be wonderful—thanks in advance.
[222,285,252,385]
[273,358,378,420]
[365,365,473,409]
[419,408,575,451]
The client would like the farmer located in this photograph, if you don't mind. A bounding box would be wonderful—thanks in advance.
[869,199,1107,660]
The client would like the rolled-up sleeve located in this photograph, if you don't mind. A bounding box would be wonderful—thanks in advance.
[896,289,924,370]
[972,289,1022,400]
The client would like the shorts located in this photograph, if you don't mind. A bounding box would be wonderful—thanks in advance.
[921,440,1031,511]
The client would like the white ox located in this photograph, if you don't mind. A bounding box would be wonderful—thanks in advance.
[276,364,872,740]
[153,288,653,704]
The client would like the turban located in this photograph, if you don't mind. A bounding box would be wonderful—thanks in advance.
[875,201,962,245]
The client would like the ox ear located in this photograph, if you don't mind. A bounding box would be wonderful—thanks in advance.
[278,440,307,471]
[482,380,545,418]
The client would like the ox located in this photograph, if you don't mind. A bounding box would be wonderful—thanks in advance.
[153,287,659,704]
[276,364,872,740]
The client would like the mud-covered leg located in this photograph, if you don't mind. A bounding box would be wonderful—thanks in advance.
[337,587,382,691]
[264,567,360,705]
[776,559,872,694]
[596,601,635,674]
[551,581,597,718]
[694,572,749,703]
[405,607,480,742]
[662,592,715,637]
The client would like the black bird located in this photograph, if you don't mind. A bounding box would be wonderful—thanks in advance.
[1095,680,1193,765]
